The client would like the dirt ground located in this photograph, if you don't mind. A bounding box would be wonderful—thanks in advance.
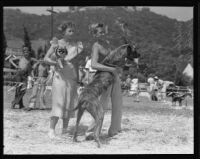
[3,86,193,154]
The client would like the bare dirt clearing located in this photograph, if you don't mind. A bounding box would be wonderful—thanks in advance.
[3,86,193,154]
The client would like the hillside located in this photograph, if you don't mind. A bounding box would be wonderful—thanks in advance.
[3,7,193,81]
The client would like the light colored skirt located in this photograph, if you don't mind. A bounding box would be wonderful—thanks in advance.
[50,63,78,119]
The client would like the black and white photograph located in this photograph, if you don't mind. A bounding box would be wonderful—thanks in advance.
[3,5,195,154]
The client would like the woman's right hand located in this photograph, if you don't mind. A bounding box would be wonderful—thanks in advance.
[110,67,118,77]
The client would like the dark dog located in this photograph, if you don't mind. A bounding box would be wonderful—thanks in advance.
[167,92,192,106]
[72,43,136,148]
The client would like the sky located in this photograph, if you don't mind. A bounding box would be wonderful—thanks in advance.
[4,6,193,21]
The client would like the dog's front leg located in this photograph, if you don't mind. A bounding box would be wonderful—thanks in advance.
[94,119,102,148]
[88,102,104,148]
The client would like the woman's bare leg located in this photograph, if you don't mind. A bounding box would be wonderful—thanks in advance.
[48,116,59,139]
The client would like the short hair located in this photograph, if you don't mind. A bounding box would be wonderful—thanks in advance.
[57,21,76,33]
[89,23,105,36]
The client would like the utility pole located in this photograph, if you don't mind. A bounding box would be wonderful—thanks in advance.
[47,7,57,39]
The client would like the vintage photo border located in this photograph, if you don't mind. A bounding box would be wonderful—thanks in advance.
[1,0,199,158]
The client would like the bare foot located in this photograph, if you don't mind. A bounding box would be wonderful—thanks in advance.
[48,130,61,139]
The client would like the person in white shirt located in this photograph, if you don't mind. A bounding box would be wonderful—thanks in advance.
[151,76,160,101]
[129,78,139,102]
[147,76,155,92]
[85,56,97,84]
[129,78,138,94]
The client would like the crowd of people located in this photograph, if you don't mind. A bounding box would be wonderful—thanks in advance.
[121,74,174,102]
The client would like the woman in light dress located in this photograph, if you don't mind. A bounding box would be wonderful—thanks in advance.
[44,21,83,139]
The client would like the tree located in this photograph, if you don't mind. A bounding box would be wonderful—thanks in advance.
[37,46,43,59]
[174,70,191,86]
[173,22,184,52]
[23,26,35,57]
[23,26,31,50]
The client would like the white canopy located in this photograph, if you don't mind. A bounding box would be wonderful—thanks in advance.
[183,63,193,79]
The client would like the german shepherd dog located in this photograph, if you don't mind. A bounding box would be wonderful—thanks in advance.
[73,43,136,148]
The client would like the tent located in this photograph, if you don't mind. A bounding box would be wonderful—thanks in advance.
[182,63,193,79]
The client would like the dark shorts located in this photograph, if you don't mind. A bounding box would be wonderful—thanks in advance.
[15,70,29,83]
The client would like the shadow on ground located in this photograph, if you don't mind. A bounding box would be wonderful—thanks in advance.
[67,124,112,145]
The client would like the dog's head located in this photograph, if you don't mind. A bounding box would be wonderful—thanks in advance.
[102,43,139,68]
[55,46,68,59]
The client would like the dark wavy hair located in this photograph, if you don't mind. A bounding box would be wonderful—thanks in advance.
[57,21,76,33]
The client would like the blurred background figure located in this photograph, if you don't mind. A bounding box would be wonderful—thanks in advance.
[151,76,164,101]
[129,77,139,102]
[9,46,37,109]
[156,78,164,101]
[147,74,155,93]
[151,76,159,101]
[160,80,174,102]
[27,75,34,89]
[85,56,97,84]
[25,53,49,111]
[77,64,87,96]
[125,74,132,91]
